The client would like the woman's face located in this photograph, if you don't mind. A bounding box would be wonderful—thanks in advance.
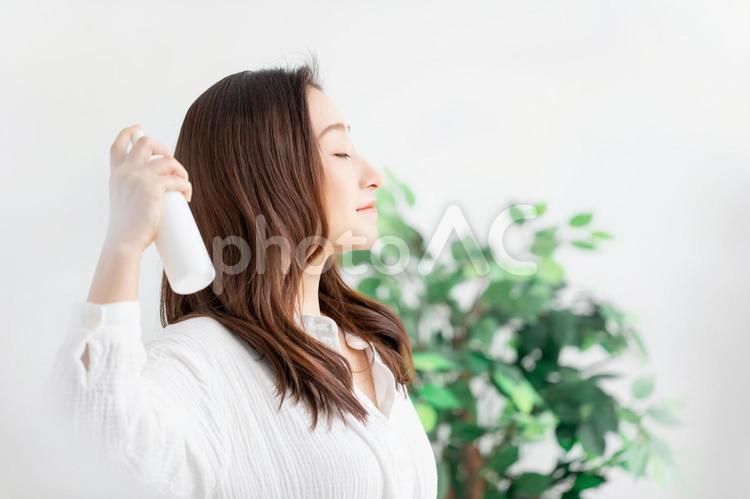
[307,86,382,253]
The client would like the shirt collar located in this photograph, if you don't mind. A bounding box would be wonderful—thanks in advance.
[293,312,396,418]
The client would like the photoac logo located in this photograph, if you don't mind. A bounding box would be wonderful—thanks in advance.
[208,204,542,295]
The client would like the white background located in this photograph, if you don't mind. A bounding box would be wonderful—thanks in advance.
[1,0,748,497]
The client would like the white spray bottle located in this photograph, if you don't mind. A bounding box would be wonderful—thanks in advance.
[129,129,215,295]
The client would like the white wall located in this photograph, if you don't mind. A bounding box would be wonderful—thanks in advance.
[1,0,748,497]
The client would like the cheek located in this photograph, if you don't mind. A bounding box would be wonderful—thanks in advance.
[323,164,358,229]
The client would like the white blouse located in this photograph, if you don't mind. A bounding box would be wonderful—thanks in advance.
[51,300,438,498]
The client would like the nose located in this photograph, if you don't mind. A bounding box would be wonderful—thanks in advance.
[361,156,382,190]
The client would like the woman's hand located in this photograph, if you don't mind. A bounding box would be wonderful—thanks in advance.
[103,124,193,255]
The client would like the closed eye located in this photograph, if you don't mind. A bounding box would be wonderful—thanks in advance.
[334,153,351,158]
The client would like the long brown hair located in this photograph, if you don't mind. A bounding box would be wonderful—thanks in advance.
[160,55,416,431]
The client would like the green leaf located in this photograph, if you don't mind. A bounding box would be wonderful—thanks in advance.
[647,404,680,425]
[515,472,552,496]
[569,212,593,227]
[632,377,655,399]
[481,280,514,308]
[468,316,499,348]
[451,420,485,442]
[618,407,641,424]
[414,402,437,432]
[465,350,494,375]
[579,403,594,421]
[448,379,477,421]
[419,383,463,410]
[577,421,606,456]
[509,205,526,225]
[492,364,540,414]
[591,402,619,434]
[517,411,557,441]
[572,472,606,491]
[487,445,519,474]
[571,239,597,250]
[533,202,547,216]
[357,276,382,297]
[401,183,416,206]
[486,489,510,499]
[586,372,619,382]
[531,227,558,258]
[536,258,565,285]
[556,424,576,452]
[377,215,424,254]
[412,352,461,372]
[592,230,613,240]
[621,442,650,477]
[342,249,373,266]
[518,321,548,351]
[375,185,398,216]
[550,310,578,347]
[513,282,553,322]
[451,236,485,268]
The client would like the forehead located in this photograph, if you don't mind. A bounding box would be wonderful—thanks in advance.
[306,86,346,136]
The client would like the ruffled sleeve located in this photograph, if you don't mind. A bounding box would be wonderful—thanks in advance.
[48,300,230,497]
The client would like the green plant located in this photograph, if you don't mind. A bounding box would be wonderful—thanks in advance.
[338,168,679,499]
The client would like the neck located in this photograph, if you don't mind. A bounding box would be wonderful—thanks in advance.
[296,243,334,318]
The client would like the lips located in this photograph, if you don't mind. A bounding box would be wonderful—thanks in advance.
[356,200,377,212]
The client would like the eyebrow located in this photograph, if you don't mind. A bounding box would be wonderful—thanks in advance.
[318,122,350,139]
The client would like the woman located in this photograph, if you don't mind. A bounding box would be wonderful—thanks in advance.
[52,58,438,498]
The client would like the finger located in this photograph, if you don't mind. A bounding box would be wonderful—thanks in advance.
[159,175,193,202]
[110,124,142,166]
[148,157,189,181]
[130,136,173,163]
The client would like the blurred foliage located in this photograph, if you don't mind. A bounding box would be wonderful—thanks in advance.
[338,167,679,499]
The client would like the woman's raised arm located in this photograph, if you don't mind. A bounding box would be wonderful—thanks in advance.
[46,125,227,496]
